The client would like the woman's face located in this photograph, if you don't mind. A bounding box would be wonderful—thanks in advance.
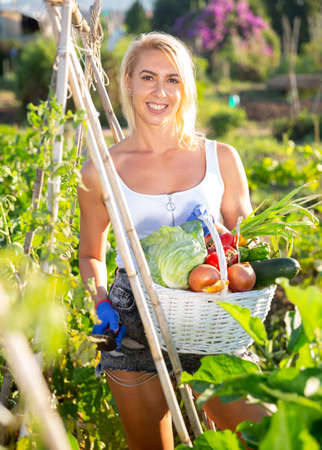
[127,49,182,129]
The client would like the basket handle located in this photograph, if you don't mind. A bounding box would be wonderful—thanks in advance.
[194,207,228,282]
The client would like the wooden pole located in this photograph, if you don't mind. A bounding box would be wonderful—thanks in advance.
[49,2,203,440]
[46,5,193,445]
[47,4,192,446]
[47,0,73,221]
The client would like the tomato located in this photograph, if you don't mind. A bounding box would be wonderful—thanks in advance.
[205,252,220,270]
[220,232,235,248]
[206,246,238,269]
[227,262,256,292]
[223,245,238,266]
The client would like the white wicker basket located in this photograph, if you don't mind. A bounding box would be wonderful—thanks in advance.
[145,283,275,354]
[142,213,275,354]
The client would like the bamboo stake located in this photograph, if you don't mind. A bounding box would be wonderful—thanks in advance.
[47,0,73,221]
[51,2,203,439]
[0,286,71,450]
[46,5,193,445]
[2,333,71,450]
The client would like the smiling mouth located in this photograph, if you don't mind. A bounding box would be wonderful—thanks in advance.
[146,102,168,112]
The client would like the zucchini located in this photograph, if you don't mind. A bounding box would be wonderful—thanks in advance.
[250,258,301,288]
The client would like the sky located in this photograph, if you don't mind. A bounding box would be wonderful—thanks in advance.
[0,0,155,19]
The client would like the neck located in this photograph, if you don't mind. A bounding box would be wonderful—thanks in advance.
[130,119,181,153]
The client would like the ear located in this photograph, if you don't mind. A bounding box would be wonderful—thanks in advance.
[125,74,132,94]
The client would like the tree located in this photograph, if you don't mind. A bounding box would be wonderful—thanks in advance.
[152,0,195,32]
[15,36,56,109]
[125,0,151,34]
[261,0,321,49]
[173,0,280,81]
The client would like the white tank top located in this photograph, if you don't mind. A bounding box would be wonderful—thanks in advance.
[115,138,224,268]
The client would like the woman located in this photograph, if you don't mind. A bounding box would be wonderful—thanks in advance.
[78,32,267,450]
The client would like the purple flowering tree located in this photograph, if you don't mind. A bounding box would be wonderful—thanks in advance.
[173,0,279,79]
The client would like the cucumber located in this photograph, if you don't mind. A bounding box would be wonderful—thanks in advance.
[250,258,301,288]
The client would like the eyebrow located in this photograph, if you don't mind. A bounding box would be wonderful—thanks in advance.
[139,69,180,77]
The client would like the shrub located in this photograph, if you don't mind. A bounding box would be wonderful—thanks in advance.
[15,35,56,109]
[174,0,281,81]
[273,110,322,142]
[0,39,22,77]
[207,105,247,137]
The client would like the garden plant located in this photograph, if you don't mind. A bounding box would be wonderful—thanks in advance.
[0,0,321,449]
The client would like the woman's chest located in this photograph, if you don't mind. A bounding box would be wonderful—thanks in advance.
[115,148,205,195]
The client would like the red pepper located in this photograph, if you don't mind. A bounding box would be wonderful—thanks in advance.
[220,232,235,248]
[206,252,220,270]
[223,245,238,266]
[205,245,238,269]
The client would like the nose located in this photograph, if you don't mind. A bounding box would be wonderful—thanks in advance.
[153,80,167,97]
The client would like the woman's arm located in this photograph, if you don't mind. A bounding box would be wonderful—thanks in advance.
[217,143,252,231]
[78,160,110,306]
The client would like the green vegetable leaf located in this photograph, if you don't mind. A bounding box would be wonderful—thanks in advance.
[217,302,267,345]
[281,281,322,342]
[181,354,261,406]
[236,417,271,447]
[141,221,207,289]
[176,430,243,449]
[260,401,321,450]
[67,432,80,450]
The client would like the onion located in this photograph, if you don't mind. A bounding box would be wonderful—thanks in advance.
[188,264,221,292]
[227,262,256,292]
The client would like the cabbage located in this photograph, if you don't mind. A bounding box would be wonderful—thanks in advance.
[140,220,207,289]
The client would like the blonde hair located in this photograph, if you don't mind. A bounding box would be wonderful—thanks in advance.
[120,32,198,148]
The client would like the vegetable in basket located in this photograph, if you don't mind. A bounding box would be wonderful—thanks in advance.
[250,257,301,289]
[227,262,256,292]
[140,220,207,289]
[188,264,227,293]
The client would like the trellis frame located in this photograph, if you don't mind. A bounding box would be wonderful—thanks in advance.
[45,0,207,445]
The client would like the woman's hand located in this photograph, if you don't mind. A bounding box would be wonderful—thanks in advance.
[93,299,126,350]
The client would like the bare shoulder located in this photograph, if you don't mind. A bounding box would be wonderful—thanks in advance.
[216,141,241,164]
[216,141,245,177]
[80,159,101,194]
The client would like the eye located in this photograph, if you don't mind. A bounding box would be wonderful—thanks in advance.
[142,75,153,81]
[168,77,180,84]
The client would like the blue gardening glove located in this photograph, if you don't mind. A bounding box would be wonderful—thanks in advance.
[92,300,126,350]
[186,204,214,236]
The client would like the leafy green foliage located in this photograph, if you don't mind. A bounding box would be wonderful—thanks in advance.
[273,110,322,142]
[152,0,194,32]
[179,282,322,449]
[15,36,56,109]
[0,99,127,448]
[176,430,244,449]
[125,0,151,34]
[207,105,247,138]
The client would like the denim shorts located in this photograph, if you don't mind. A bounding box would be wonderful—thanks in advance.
[97,269,259,375]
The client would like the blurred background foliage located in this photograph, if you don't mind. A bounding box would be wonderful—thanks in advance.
[0,0,321,448]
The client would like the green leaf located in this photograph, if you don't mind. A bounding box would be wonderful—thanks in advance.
[217,302,267,345]
[295,344,316,369]
[16,437,33,450]
[67,432,80,450]
[236,417,271,447]
[299,429,320,450]
[281,281,322,342]
[260,401,322,450]
[181,354,260,387]
[175,430,243,449]
[181,355,263,406]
